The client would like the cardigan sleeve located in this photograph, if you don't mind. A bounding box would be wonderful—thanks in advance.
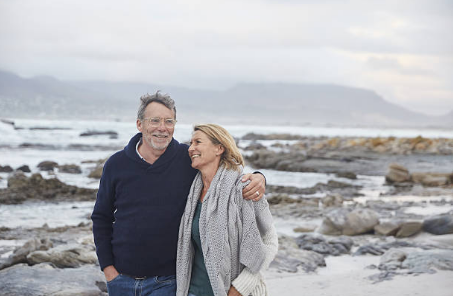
[232,191,279,296]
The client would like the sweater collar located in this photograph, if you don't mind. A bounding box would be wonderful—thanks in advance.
[125,133,179,169]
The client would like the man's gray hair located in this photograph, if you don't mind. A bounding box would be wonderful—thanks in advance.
[137,91,177,120]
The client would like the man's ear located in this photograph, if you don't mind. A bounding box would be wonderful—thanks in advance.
[136,119,143,132]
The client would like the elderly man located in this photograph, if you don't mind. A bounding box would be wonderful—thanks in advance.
[91,92,266,296]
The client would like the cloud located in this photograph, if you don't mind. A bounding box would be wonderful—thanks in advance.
[0,0,451,115]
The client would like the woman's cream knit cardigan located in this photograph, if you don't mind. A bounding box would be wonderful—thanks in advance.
[176,166,278,296]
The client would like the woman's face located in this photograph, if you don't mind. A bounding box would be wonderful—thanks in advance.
[188,130,223,170]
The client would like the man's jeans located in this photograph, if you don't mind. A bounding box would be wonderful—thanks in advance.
[106,274,176,296]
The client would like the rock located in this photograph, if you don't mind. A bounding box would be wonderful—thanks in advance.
[401,249,453,274]
[80,130,118,139]
[295,233,353,256]
[317,208,379,236]
[0,238,53,270]
[411,172,452,187]
[27,244,98,268]
[335,172,357,179]
[326,180,352,189]
[374,221,401,236]
[385,163,410,184]
[16,165,31,173]
[244,150,312,172]
[293,224,317,233]
[37,161,59,171]
[58,164,82,174]
[378,249,407,270]
[321,193,343,207]
[395,221,423,238]
[0,263,106,296]
[267,194,302,205]
[354,241,427,256]
[1,118,15,126]
[0,173,96,204]
[423,214,453,235]
[0,165,14,172]
[269,249,326,273]
[244,142,267,151]
[88,160,106,179]
[6,171,29,189]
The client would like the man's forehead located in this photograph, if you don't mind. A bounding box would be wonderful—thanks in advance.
[145,102,174,115]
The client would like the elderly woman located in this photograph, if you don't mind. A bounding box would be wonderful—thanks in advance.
[176,124,278,296]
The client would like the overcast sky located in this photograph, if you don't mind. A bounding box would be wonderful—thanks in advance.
[1,0,452,116]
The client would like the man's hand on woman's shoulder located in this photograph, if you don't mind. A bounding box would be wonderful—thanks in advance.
[241,173,266,201]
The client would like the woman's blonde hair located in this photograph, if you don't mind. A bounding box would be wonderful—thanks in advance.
[193,124,244,171]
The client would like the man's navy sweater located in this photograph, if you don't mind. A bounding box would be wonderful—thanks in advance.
[91,133,197,276]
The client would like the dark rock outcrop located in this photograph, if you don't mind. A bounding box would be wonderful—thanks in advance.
[58,164,82,174]
[37,161,59,171]
[0,172,96,204]
[423,215,453,235]
[16,165,31,173]
[0,165,13,172]
[295,233,353,256]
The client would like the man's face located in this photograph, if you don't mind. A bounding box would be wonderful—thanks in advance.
[137,102,175,151]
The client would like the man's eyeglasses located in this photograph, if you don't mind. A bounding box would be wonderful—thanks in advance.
[142,117,177,128]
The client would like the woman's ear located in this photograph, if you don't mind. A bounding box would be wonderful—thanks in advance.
[217,145,225,156]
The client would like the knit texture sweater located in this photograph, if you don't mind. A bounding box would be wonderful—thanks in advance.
[91,133,197,276]
[176,166,278,296]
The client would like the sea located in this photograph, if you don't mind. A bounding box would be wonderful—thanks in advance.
[1,118,452,239]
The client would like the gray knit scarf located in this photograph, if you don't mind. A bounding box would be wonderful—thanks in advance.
[176,165,268,296]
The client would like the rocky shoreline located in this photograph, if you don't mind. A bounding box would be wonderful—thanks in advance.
[1,133,452,295]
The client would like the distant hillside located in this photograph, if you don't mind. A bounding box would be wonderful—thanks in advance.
[0,69,451,127]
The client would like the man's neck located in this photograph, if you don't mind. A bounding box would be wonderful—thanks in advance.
[137,141,167,165]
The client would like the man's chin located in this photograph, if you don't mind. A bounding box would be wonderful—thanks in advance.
[150,141,170,150]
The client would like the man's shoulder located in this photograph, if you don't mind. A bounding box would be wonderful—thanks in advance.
[172,139,190,155]
[104,149,128,168]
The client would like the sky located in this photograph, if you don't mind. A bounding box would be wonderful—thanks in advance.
[0,0,452,116]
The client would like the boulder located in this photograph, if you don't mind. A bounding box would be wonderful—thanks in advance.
[411,172,452,187]
[269,249,325,273]
[395,221,423,238]
[385,163,410,184]
[321,193,343,207]
[6,171,29,189]
[318,208,379,236]
[27,244,98,268]
[378,249,407,270]
[0,238,53,270]
[335,172,357,180]
[374,221,401,236]
[401,250,453,274]
[88,160,106,179]
[16,165,31,173]
[37,161,59,171]
[58,164,82,174]
[295,233,353,256]
[0,165,14,172]
[267,194,302,205]
[423,215,453,235]
[0,263,106,296]
[293,224,317,233]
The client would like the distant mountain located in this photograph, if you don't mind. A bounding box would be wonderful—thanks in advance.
[0,69,451,127]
